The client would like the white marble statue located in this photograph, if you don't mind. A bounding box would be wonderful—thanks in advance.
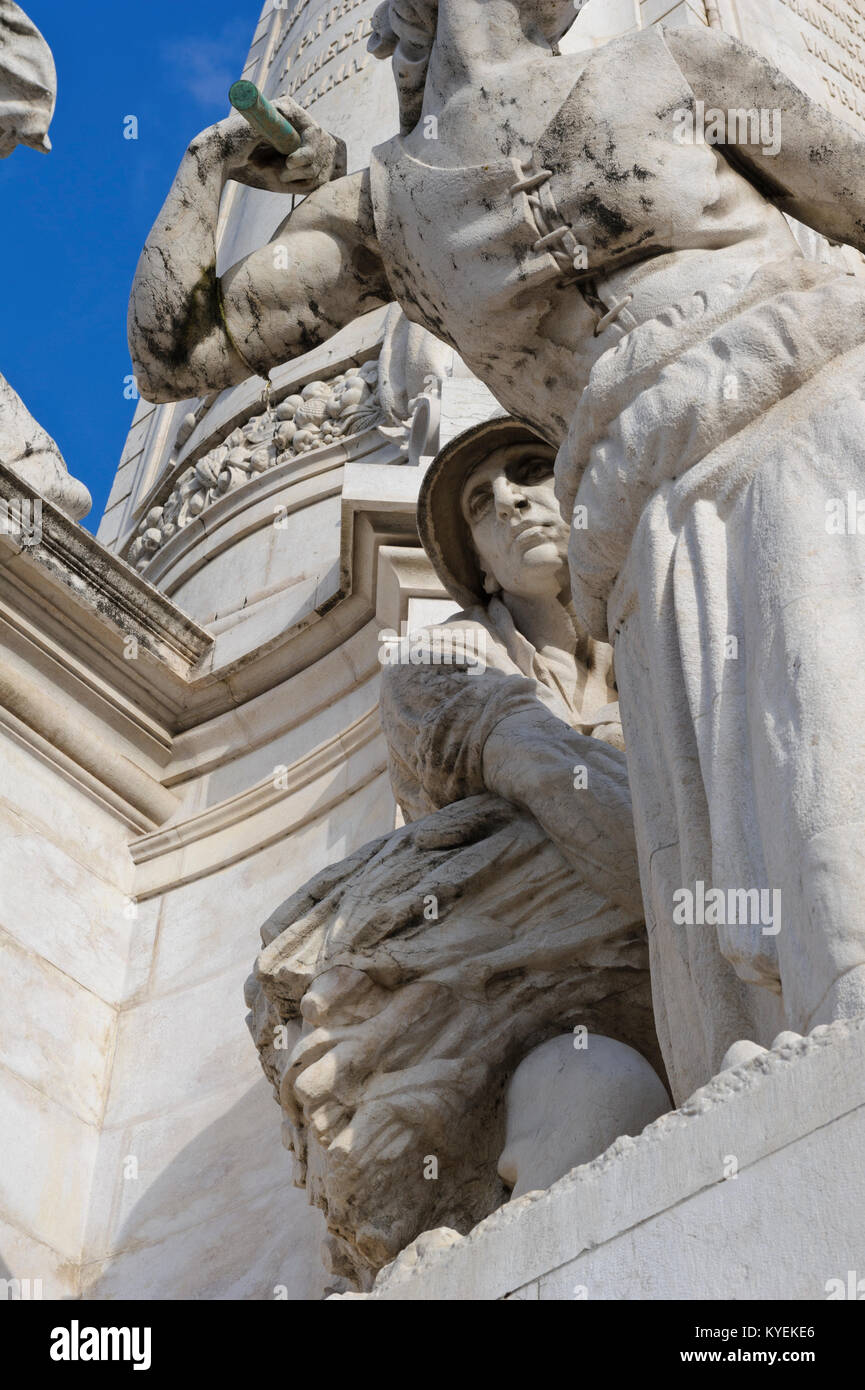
[247,418,666,1289]
[132,1,865,1102]
[0,1,90,520]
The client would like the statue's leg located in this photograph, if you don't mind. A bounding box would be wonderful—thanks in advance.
[610,351,865,1098]
[610,494,783,1105]
[733,380,865,1034]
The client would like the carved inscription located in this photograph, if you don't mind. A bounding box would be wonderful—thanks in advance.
[777,0,865,125]
[277,0,375,108]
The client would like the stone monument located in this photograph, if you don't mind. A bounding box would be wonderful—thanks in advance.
[3,0,865,1306]
[131,0,865,1116]
[247,417,669,1287]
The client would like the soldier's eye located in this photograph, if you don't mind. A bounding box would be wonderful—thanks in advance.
[467,486,492,520]
[509,456,553,486]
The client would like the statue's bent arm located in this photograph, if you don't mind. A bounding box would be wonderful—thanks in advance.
[664,26,865,253]
[128,103,389,403]
[220,170,391,384]
[482,707,644,919]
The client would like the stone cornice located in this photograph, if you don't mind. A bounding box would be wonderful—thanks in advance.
[142,434,353,596]
[0,464,211,679]
[123,312,393,551]
[126,360,392,576]
[0,459,430,840]
[129,704,387,896]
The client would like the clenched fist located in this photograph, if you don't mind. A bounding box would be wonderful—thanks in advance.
[189,95,347,196]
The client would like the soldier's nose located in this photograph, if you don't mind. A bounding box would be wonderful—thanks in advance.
[493,477,527,518]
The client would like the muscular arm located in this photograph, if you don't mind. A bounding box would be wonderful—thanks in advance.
[664,25,865,254]
[220,172,391,383]
[381,641,643,914]
[128,107,390,403]
[483,706,644,918]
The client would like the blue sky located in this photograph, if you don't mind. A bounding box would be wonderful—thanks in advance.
[0,0,262,532]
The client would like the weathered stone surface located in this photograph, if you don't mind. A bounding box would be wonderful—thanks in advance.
[0,0,55,156]
[337,1018,865,1301]
[248,419,665,1288]
[0,374,91,520]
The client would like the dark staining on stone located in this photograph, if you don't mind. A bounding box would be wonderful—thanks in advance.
[295,319,323,356]
[158,263,221,374]
[500,119,520,157]
[188,142,215,190]
[352,245,382,279]
[581,136,628,185]
[577,193,632,246]
[416,304,448,340]
[657,94,693,122]
[513,241,536,273]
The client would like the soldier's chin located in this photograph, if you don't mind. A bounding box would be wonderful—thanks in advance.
[513,538,563,573]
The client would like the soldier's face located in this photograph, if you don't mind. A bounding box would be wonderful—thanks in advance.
[460,444,569,599]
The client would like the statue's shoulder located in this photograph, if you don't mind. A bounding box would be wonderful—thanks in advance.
[535,26,695,167]
[555,23,679,89]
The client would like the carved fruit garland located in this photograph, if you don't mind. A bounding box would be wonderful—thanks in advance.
[127,362,386,571]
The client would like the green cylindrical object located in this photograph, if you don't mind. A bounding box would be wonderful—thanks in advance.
[229,80,302,156]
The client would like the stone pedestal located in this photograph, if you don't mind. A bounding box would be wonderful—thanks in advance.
[340,1020,865,1301]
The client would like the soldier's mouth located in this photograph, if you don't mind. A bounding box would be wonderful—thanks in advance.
[513,522,553,547]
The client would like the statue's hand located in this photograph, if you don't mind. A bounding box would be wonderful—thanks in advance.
[191,99,347,195]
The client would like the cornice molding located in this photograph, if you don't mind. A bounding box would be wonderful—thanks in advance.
[129,704,387,896]
[126,361,391,575]
[0,465,211,678]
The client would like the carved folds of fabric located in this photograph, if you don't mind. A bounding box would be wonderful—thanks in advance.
[247,792,655,1287]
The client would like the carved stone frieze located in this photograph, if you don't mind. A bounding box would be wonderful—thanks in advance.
[126,359,436,571]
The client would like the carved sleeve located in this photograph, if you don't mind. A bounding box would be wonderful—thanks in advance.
[663,25,865,254]
[380,657,557,823]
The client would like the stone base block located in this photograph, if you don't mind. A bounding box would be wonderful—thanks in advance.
[339,1018,865,1301]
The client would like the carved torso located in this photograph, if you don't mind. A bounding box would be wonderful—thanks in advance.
[370,28,800,442]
